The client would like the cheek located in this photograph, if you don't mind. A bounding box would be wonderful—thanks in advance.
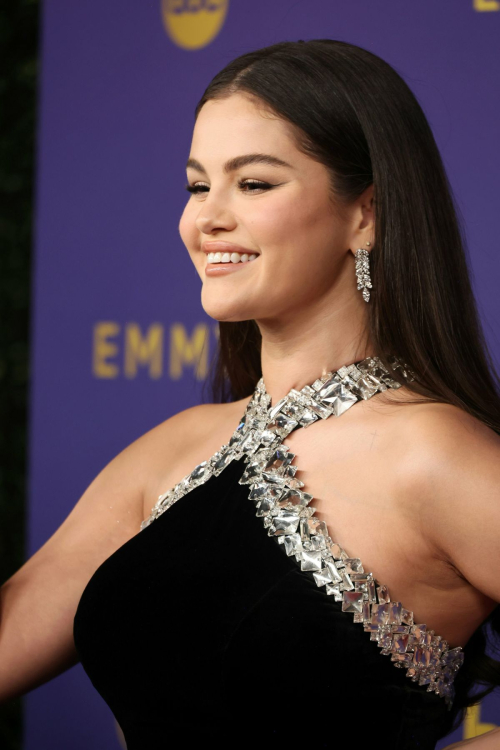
[254,194,345,298]
[253,192,338,253]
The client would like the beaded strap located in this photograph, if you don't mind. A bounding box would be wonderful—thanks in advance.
[141,355,464,708]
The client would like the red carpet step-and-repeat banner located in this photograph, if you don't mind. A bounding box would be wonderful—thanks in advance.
[27,1,499,747]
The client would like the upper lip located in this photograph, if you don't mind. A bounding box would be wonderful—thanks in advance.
[202,241,259,255]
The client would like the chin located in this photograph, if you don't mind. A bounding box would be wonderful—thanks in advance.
[201,292,249,320]
[204,310,252,323]
[201,302,255,322]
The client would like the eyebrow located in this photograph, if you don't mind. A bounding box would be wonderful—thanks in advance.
[186,153,293,174]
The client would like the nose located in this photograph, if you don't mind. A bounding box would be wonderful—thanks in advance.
[195,201,236,235]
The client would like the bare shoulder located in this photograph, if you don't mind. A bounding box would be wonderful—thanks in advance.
[388,393,500,479]
[145,395,250,451]
[385,392,500,602]
[141,395,251,519]
[368,384,498,451]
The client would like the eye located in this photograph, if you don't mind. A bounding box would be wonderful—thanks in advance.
[185,179,273,195]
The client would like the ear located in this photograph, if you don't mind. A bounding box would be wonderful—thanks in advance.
[348,183,375,255]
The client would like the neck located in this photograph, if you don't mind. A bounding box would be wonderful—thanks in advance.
[261,326,376,404]
[256,294,375,405]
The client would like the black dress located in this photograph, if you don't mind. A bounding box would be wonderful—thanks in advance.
[73,360,461,749]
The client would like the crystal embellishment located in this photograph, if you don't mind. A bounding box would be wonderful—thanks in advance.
[141,355,464,708]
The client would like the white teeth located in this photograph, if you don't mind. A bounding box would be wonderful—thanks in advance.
[207,251,258,264]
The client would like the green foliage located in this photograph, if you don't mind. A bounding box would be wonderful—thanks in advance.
[0,1,39,747]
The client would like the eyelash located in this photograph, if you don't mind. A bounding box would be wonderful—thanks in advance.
[185,179,273,195]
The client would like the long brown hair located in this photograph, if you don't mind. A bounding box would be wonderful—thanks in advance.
[195,40,500,733]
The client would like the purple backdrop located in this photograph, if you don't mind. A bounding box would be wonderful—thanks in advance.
[26,1,500,747]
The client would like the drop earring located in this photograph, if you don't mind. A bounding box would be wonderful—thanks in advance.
[354,242,372,302]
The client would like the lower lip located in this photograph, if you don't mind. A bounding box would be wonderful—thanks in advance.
[205,257,260,276]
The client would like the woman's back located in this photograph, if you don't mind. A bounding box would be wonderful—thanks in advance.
[72,361,498,748]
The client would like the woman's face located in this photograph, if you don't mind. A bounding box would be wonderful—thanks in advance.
[179,92,369,325]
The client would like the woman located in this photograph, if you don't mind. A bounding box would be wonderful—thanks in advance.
[1,39,499,749]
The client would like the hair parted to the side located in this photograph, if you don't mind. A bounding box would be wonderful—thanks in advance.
[194,39,500,734]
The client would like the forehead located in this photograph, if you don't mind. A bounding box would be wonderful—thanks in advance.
[191,93,296,154]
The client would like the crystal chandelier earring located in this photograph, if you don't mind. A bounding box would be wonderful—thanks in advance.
[354,242,372,302]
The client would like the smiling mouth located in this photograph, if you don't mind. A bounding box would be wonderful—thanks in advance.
[206,251,259,265]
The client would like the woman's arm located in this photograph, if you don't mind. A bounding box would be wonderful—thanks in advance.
[397,406,500,748]
[0,403,207,702]
[398,403,500,606]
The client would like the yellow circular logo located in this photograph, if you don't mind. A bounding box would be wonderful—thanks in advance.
[161,0,229,50]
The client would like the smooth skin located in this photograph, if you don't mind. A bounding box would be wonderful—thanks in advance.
[445,729,500,749]
[2,92,500,749]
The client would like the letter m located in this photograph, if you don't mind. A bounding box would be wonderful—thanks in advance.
[125,323,163,379]
[169,323,209,380]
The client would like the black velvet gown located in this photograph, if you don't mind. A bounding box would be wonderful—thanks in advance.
[73,453,456,749]
[74,357,466,748]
